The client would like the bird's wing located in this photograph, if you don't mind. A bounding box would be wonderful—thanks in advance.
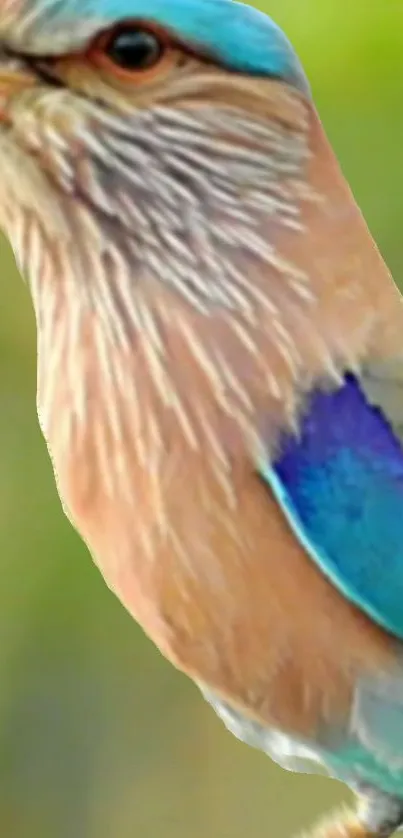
[260,359,403,641]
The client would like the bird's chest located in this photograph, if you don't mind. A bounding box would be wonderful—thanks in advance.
[37,332,395,745]
[37,336,258,664]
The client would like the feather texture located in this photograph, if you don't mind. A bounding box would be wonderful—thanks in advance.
[262,372,403,640]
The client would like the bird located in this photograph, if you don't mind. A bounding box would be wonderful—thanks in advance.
[1,0,403,835]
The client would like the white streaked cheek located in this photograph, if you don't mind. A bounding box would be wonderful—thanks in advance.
[3,92,329,540]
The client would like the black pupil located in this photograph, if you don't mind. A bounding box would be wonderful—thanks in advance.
[106,29,162,70]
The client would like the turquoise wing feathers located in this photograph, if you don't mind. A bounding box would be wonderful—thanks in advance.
[260,363,403,640]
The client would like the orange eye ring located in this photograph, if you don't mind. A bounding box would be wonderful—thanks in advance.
[88,21,171,81]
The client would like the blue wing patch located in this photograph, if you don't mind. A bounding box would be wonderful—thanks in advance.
[260,374,403,640]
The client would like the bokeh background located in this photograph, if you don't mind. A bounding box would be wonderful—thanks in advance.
[0,2,403,836]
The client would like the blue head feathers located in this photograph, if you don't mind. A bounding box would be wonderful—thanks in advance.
[14,0,309,94]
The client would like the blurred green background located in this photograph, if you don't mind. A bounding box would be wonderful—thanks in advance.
[0,2,402,836]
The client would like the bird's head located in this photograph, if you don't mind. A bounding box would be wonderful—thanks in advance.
[0,0,317,452]
[0,0,309,265]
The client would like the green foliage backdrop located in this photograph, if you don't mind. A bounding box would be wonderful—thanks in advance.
[0,2,402,835]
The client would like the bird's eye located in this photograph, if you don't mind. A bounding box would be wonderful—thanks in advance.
[100,26,164,73]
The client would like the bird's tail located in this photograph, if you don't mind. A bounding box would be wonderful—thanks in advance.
[300,807,380,838]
